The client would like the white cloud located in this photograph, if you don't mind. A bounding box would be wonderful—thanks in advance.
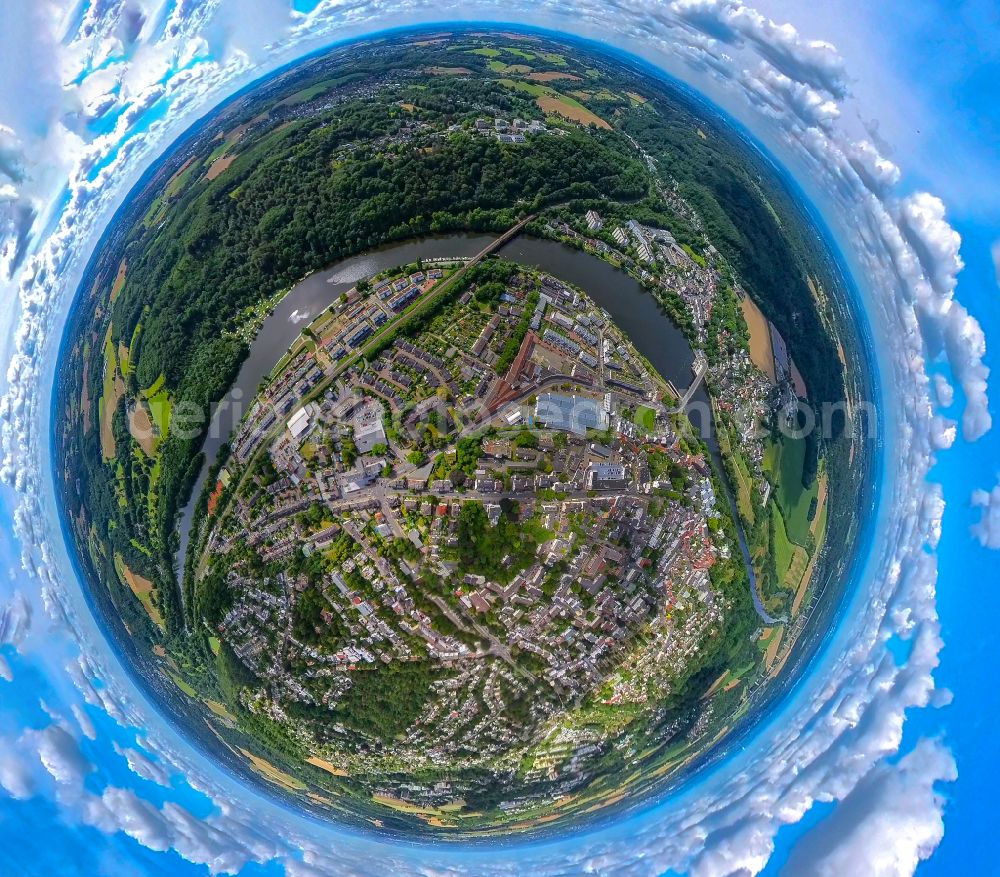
[0,590,31,648]
[740,62,840,130]
[88,787,172,851]
[672,0,850,97]
[0,651,12,681]
[114,741,172,788]
[24,724,92,786]
[0,741,36,800]
[928,415,956,450]
[781,738,957,876]
[848,140,901,195]
[933,373,954,408]
[971,478,1000,549]
[71,703,97,741]
[940,299,991,441]
[897,193,963,300]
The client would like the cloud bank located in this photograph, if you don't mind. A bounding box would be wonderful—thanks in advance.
[971,478,1000,550]
[0,1,984,875]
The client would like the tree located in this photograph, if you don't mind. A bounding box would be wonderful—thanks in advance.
[514,429,539,449]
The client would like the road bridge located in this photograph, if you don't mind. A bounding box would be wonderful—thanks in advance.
[669,354,709,413]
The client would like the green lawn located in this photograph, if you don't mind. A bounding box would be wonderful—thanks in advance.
[634,405,656,432]
[538,51,568,65]
[278,76,350,106]
[732,452,755,526]
[102,335,117,401]
[500,78,547,97]
[169,672,197,698]
[165,161,198,198]
[498,79,603,125]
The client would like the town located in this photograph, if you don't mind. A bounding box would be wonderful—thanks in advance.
[196,258,738,801]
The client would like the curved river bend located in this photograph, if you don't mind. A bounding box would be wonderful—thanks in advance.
[177,233,770,620]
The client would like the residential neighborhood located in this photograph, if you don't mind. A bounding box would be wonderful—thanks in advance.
[197,259,740,802]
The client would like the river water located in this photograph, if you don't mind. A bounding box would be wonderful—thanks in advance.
[176,233,724,573]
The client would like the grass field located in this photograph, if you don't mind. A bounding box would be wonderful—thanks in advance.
[766,436,819,546]
[713,406,755,525]
[118,341,131,377]
[280,82,334,105]
[141,373,166,399]
[528,71,582,82]
[99,328,124,460]
[306,756,349,777]
[239,749,307,791]
[634,405,656,432]
[128,321,142,358]
[488,60,532,74]
[164,158,197,198]
[141,196,166,227]
[537,95,610,128]
[110,260,127,303]
[204,699,237,722]
[811,470,829,540]
[147,388,172,440]
[772,503,796,585]
[206,155,236,180]
[128,401,157,457]
[733,456,755,525]
[169,673,197,697]
[785,545,809,590]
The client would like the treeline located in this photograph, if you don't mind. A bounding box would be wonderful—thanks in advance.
[705,280,750,367]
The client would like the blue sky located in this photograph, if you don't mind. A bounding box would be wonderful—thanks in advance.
[0,2,997,875]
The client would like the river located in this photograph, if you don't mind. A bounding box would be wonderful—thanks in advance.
[176,233,772,624]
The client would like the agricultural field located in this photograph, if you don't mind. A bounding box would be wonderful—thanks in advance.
[771,503,796,584]
[115,552,164,631]
[499,79,611,129]
[766,435,819,545]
